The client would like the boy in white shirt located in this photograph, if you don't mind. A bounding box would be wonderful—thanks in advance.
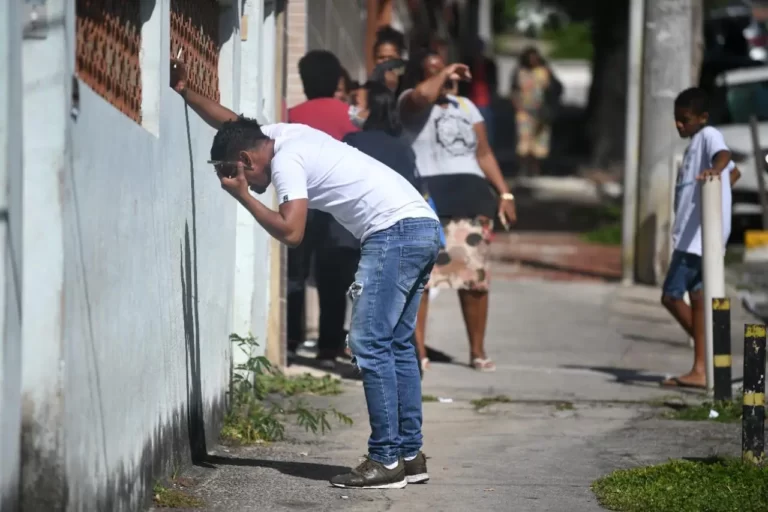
[661,87,741,389]
[171,59,439,488]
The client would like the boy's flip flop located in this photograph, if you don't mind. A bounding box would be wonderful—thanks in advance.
[660,376,706,389]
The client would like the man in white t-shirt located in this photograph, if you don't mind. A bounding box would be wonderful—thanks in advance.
[661,87,741,389]
[170,59,439,489]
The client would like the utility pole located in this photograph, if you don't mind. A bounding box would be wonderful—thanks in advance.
[621,0,645,285]
[635,0,693,284]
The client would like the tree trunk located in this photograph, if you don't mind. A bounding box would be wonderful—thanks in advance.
[692,0,704,85]
[585,0,629,169]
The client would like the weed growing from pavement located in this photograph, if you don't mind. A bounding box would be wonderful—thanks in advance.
[153,482,203,509]
[592,458,768,512]
[471,395,512,410]
[422,395,438,403]
[555,401,574,411]
[660,391,754,423]
[221,333,353,445]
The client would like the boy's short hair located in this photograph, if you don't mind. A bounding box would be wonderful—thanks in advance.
[675,87,709,115]
[298,50,343,100]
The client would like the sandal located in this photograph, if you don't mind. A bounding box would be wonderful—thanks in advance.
[471,358,496,372]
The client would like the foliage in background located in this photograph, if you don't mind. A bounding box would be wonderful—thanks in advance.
[221,333,352,445]
[592,458,768,512]
[579,204,622,246]
[541,22,593,60]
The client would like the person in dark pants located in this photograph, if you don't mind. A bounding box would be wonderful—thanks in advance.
[287,50,360,364]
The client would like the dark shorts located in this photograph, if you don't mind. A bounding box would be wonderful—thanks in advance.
[662,250,703,299]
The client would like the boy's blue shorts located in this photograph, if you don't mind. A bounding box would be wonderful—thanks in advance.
[662,250,703,300]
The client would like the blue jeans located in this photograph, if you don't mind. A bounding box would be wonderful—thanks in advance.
[347,217,440,465]
[662,250,703,300]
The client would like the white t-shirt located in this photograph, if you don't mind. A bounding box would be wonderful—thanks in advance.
[260,123,437,241]
[399,92,486,179]
[672,125,733,256]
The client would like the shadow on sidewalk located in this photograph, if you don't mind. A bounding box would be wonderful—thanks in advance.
[205,455,349,482]
[560,365,706,396]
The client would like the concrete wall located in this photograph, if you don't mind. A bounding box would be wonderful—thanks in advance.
[0,0,23,508]
[8,0,279,509]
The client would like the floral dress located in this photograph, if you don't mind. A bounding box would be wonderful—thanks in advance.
[513,66,551,159]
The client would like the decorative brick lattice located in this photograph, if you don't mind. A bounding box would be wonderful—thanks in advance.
[171,0,221,102]
[76,0,142,123]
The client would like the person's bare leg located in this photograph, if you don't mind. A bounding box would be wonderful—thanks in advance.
[661,291,706,387]
[458,290,489,361]
[661,295,695,337]
[413,292,430,364]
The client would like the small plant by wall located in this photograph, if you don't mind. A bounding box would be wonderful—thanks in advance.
[222,334,352,445]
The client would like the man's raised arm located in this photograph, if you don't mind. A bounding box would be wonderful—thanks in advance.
[171,59,238,130]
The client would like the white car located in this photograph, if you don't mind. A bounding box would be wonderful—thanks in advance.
[672,66,768,220]
[712,66,768,217]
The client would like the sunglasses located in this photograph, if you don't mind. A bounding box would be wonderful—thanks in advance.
[207,160,254,177]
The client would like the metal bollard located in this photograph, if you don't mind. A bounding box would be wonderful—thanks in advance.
[742,324,766,465]
[712,298,732,401]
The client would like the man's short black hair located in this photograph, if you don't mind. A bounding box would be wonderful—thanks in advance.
[210,116,268,161]
[298,50,343,100]
[675,87,709,115]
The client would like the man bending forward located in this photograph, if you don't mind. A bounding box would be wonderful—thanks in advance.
[172,60,439,488]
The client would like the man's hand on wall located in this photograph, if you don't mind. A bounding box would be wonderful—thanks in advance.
[170,58,187,95]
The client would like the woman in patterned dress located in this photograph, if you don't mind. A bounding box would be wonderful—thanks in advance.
[398,48,517,372]
[511,47,557,176]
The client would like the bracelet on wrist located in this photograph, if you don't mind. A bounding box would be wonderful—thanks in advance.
[500,192,515,201]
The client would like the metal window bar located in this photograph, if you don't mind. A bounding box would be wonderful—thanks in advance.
[76,0,142,123]
[170,0,221,103]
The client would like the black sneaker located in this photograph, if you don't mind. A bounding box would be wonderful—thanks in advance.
[330,457,407,489]
[404,452,429,483]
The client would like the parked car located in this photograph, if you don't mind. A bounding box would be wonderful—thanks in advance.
[707,2,768,63]
[681,66,768,222]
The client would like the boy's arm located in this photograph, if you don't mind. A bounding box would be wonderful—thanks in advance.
[697,150,732,181]
[171,59,238,130]
[730,165,741,186]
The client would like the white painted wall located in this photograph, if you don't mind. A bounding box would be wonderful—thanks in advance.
[9,0,278,509]
[231,0,278,366]
[0,0,23,508]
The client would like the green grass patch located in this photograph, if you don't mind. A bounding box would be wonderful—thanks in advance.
[541,22,593,60]
[580,222,621,245]
[471,395,512,411]
[592,458,768,512]
[257,372,343,397]
[578,204,622,246]
[422,394,438,403]
[153,483,203,509]
[662,394,750,423]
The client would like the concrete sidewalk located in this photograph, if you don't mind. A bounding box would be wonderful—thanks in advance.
[152,276,756,512]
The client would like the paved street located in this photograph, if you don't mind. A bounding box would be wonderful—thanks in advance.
[155,261,756,511]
